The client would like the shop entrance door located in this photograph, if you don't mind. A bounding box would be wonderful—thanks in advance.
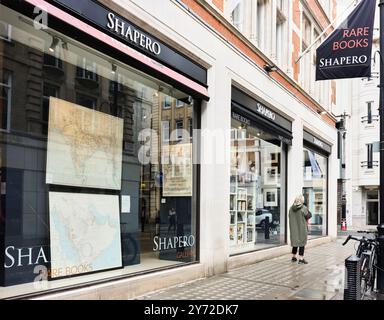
[367,190,379,226]
[367,202,379,225]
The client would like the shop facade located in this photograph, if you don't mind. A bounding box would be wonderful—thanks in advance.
[0,0,339,299]
[229,87,291,255]
[0,0,208,298]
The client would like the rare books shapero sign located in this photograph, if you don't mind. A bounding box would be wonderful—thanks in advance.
[316,0,376,81]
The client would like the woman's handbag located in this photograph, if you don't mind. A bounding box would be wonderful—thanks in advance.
[305,210,312,221]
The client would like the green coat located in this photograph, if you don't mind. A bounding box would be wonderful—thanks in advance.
[289,203,309,247]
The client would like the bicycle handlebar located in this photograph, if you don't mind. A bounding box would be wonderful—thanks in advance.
[342,234,377,246]
[342,235,352,246]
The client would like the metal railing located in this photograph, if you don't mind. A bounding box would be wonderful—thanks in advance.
[361,161,379,168]
[361,115,380,124]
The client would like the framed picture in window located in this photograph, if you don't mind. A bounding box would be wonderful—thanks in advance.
[264,166,278,185]
[264,188,278,207]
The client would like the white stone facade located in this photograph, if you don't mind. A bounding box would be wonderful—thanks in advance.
[22,0,340,299]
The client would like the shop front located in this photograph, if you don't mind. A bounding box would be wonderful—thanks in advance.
[303,130,331,239]
[229,87,292,255]
[0,0,208,298]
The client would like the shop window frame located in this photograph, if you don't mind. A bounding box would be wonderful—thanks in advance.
[302,144,329,238]
[0,0,204,299]
[0,70,12,132]
[0,20,12,42]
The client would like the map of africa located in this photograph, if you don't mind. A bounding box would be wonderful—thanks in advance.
[49,192,122,278]
[46,98,123,190]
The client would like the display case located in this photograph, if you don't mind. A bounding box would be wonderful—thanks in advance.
[229,128,257,247]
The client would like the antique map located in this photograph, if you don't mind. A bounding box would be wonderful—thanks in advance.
[46,98,123,190]
[49,192,122,278]
[162,143,192,197]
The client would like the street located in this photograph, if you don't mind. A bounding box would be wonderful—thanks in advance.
[137,238,380,300]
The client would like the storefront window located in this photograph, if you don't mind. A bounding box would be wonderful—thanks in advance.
[0,4,197,298]
[230,116,286,255]
[303,148,328,238]
[0,70,11,130]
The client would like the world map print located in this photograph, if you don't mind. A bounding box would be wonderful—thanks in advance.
[46,98,123,190]
[49,192,122,278]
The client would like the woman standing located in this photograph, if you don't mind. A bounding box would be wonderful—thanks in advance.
[289,195,311,265]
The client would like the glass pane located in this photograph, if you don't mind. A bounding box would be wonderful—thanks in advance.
[367,190,378,200]
[0,4,197,298]
[230,116,286,255]
[367,202,379,225]
[303,148,328,238]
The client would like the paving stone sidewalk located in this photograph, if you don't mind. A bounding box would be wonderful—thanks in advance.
[137,238,375,300]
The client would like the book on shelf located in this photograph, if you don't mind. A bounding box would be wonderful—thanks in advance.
[237,223,244,242]
[229,225,235,241]
[230,212,235,224]
[247,230,253,242]
[237,201,246,211]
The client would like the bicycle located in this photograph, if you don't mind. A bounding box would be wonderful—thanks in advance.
[342,230,378,299]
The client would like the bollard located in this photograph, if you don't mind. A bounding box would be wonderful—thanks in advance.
[264,216,270,240]
[377,224,384,294]
[344,255,361,300]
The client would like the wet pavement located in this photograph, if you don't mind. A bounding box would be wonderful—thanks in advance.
[137,238,380,300]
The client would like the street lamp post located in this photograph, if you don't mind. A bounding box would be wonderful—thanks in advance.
[377,0,384,295]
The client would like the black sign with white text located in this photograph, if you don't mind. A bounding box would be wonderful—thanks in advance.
[49,0,207,86]
[316,0,376,81]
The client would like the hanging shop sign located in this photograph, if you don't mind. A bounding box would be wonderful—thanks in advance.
[316,0,376,81]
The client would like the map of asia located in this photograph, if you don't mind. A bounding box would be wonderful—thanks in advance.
[46,98,124,277]
[46,98,124,190]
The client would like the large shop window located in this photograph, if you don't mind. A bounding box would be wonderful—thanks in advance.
[230,118,287,254]
[0,5,198,298]
[229,90,291,255]
[302,148,328,238]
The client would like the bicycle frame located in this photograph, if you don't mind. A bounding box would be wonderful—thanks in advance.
[343,232,379,299]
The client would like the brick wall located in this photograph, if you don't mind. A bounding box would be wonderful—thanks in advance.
[180,0,335,125]
[212,0,223,12]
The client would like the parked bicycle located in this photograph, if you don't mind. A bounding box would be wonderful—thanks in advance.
[342,230,378,299]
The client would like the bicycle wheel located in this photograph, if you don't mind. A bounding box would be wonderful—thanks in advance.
[360,256,370,300]
[369,249,377,293]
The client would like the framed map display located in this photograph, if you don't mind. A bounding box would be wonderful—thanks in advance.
[46,98,123,190]
[49,192,122,278]
[162,143,192,197]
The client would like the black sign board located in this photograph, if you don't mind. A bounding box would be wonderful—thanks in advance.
[316,0,376,81]
[231,87,292,145]
[303,130,332,155]
[232,87,292,131]
[49,0,207,86]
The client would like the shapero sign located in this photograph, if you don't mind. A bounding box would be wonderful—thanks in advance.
[316,0,376,81]
[106,12,161,56]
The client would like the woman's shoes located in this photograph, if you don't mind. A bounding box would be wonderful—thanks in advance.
[291,257,308,264]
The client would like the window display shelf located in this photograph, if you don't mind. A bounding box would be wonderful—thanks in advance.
[229,173,256,246]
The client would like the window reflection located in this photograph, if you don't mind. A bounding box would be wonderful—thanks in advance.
[230,117,286,254]
[303,148,328,238]
[0,4,197,297]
